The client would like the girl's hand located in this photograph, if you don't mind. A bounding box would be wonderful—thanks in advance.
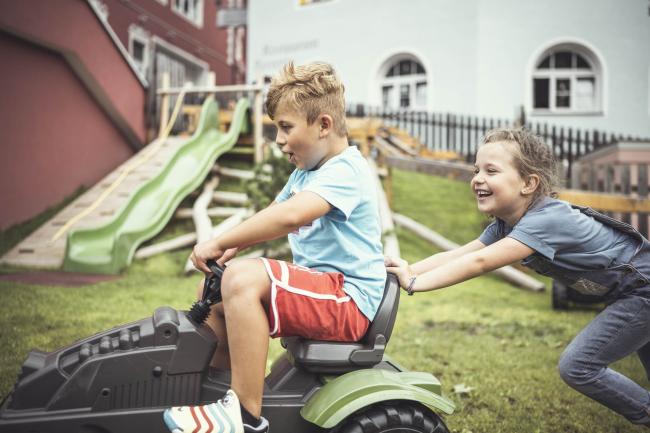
[384,255,414,290]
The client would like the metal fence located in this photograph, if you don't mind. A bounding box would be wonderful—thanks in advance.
[347,105,649,186]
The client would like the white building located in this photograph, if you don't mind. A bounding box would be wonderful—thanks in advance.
[248,0,650,137]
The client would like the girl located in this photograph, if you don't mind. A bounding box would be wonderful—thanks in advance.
[385,128,650,427]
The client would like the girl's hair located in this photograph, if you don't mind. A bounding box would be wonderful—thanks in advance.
[481,128,559,201]
[265,61,347,136]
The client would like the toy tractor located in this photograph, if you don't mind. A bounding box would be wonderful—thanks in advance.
[0,261,454,432]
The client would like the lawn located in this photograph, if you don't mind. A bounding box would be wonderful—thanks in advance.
[0,168,647,433]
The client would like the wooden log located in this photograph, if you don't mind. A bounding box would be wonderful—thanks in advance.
[392,213,546,292]
[134,209,250,260]
[386,134,419,157]
[184,177,220,273]
[367,158,400,258]
[385,155,474,182]
[213,191,249,206]
[373,136,404,158]
[175,206,248,219]
[215,166,255,180]
[135,232,197,259]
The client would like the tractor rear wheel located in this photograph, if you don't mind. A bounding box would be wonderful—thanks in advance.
[335,401,450,433]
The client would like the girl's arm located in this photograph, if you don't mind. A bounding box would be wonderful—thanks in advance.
[409,239,487,275]
[388,237,534,292]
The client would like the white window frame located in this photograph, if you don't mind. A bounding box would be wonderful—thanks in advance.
[379,59,427,111]
[172,0,204,28]
[152,36,211,85]
[155,0,168,5]
[128,24,150,76]
[530,44,603,116]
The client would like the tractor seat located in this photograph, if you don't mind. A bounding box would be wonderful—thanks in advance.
[282,273,400,373]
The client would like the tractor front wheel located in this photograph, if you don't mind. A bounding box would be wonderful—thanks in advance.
[335,401,450,433]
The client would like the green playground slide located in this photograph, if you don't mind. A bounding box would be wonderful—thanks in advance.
[62,97,250,274]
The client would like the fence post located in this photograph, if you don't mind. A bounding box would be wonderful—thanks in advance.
[253,74,264,164]
[158,72,171,137]
[567,128,574,183]
[622,165,632,224]
[639,164,649,238]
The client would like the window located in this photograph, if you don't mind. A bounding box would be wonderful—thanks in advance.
[172,0,204,27]
[379,57,427,110]
[128,25,149,75]
[532,47,600,113]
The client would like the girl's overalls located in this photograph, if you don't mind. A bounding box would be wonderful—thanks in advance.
[523,205,650,425]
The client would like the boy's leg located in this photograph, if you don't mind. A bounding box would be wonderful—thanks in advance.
[220,258,272,418]
[164,260,271,433]
[558,292,650,424]
[196,278,231,369]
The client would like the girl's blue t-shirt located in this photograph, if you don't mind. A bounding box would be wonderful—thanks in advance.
[479,197,639,270]
[275,146,386,320]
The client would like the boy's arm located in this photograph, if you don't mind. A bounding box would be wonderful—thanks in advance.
[190,192,330,273]
[388,237,534,292]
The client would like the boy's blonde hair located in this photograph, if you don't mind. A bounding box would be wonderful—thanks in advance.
[482,128,559,201]
[266,62,347,136]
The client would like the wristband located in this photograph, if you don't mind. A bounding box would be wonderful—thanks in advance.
[406,276,416,296]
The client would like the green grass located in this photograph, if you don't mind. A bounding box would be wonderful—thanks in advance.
[0,168,647,432]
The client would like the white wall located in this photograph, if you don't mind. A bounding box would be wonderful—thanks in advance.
[475,0,650,136]
[248,0,650,136]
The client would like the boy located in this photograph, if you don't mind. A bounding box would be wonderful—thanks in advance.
[163,62,387,433]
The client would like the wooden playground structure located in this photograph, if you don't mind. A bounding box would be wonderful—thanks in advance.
[2,73,649,292]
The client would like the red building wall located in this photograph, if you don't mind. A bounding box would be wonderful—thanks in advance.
[0,32,134,229]
[105,0,244,84]
[0,0,147,229]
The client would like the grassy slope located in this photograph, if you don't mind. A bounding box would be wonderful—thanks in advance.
[390,169,646,433]
[0,168,646,433]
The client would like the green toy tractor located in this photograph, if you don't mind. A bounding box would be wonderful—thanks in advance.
[0,261,454,432]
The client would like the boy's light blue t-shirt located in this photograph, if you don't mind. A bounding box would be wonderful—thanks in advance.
[275,145,386,320]
[479,197,638,270]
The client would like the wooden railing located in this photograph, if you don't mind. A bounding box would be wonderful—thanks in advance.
[374,146,650,239]
[157,73,265,163]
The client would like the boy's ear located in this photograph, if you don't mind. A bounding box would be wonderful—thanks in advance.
[521,174,540,196]
[318,114,334,138]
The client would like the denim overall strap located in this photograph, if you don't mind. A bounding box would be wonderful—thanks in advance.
[524,206,650,301]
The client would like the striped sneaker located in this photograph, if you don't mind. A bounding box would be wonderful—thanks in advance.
[163,389,269,433]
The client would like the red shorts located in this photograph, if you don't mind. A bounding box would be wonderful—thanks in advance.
[260,258,370,341]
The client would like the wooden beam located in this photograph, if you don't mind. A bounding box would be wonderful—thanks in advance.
[367,158,400,258]
[557,189,650,213]
[175,206,248,219]
[213,191,249,206]
[135,209,251,260]
[215,165,256,180]
[373,136,403,158]
[385,155,474,181]
[184,177,220,273]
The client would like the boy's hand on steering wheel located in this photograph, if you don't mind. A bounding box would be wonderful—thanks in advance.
[384,255,414,290]
[191,240,237,274]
